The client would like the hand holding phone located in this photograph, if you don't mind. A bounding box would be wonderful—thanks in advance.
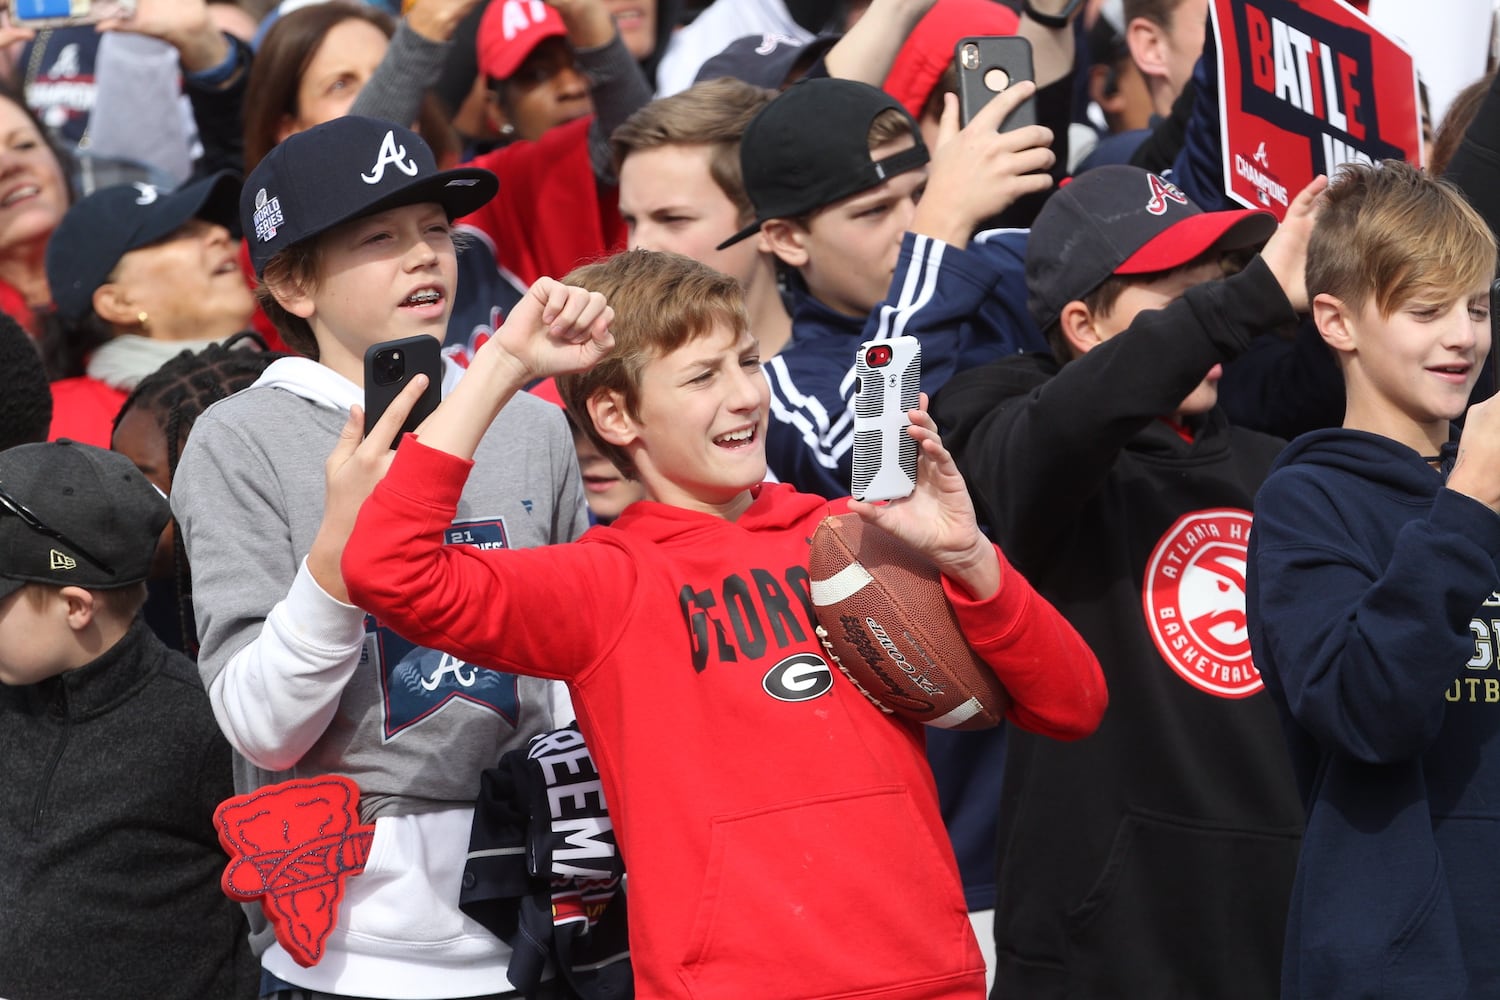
[956,36,1036,133]
[851,336,921,502]
[5,0,136,29]
[364,336,443,448]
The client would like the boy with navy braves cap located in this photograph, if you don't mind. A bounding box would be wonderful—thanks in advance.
[930,164,1324,998]
[724,74,1056,498]
[170,116,603,998]
[0,440,258,997]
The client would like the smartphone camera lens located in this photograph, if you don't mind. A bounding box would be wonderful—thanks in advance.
[374,349,406,386]
[865,345,893,368]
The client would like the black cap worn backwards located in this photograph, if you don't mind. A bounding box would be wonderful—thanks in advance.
[242,116,499,277]
[46,170,241,323]
[0,440,169,600]
[717,77,929,250]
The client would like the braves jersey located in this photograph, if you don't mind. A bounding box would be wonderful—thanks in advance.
[932,256,1306,999]
[344,439,1105,1000]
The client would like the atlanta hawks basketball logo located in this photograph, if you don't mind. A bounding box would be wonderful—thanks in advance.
[1142,508,1261,698]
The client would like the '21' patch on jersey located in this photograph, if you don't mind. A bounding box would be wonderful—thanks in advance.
[367,518,520,739]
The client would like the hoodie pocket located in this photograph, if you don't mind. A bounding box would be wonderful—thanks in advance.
[678,785,979,1000]
[1063,809,1300,1000]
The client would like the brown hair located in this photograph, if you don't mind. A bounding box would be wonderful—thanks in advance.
[255,241,321,359]
[21,580,149,623]
[1430,71,1495,178]
[1307,160,1496,320]
[555,249,748,477]
[610,78,776,228]
[242,2,459,173]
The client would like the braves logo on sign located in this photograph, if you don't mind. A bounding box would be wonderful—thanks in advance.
[1143,508,1261,698]
[370,518,521,737]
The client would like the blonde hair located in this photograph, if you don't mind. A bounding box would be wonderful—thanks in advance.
[611,78,776,228]
[555,249,748,478]
[1307,160,1496,318]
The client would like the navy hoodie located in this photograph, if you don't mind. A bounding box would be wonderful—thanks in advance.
[1247,428,1500,999]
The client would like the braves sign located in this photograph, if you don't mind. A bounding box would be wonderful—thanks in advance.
[1143,508,1260,698]
[1210,0,1421,219]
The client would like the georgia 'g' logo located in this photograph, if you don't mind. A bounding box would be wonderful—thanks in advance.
[1142,508,1261,698]
[763,652,834,703]
[362,130,420,185]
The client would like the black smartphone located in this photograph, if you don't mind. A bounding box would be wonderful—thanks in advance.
[363,335,442,448]
[851,336,922,502]
[956,35,1036,133]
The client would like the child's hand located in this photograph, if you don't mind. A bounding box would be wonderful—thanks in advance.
[847,395,1000,600]
[915,87,1055,248]
[307,376,429,602]
[1260,174,1328,313]
[489,277,614,384]
[1450,394,1500,513]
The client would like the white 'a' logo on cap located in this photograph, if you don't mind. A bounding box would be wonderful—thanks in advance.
[361,130,420,185]
[503,0,547,39]
[50,550,77,571]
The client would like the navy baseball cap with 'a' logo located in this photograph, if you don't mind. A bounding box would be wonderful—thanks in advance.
[242,116,499,277]
[1025,165,1278,330]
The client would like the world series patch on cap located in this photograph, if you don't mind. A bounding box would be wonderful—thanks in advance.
[0,440,169,600]
[242,116,499,276]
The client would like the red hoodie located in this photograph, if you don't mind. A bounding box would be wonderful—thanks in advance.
[344,439,1105,999]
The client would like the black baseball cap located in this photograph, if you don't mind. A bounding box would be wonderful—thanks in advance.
[1026,165,1277,330]
[242,116,499,277]
[717,77,929,250]
[693,32,840,91]
[46,170,241,323]
[0,440,169,601]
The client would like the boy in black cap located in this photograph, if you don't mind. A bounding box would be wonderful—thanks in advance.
[931,164,1322,999]
[169,116,603,997]
[723,74,1056,498]
[0,440,258,999]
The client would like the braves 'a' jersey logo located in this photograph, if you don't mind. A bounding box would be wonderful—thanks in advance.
[1142,508,1261,698]
[369,518,520,738]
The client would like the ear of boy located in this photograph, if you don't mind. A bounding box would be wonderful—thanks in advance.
[1059,300,1103,358]
[1312,293,1356,357]
[589,389,636,449]
[759,219,810,269]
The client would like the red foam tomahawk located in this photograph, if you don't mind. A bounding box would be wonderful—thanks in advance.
[214,774,375,967]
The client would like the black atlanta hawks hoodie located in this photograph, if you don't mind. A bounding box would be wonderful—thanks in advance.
[932,256,1305,1000]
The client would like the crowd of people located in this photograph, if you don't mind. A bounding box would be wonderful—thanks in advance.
[2,0,1499,998]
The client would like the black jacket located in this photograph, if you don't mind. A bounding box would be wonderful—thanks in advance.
[932,258,1304,1000]
[0,615,257,1000]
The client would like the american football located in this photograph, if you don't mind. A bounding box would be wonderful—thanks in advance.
[808,513,1011,730]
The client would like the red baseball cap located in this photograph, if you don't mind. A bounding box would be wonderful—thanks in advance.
[477,0,567,81]
[883,0,1020,117]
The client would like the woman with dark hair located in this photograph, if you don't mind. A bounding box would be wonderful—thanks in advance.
[241,1,459,172]
[0,84,73,338]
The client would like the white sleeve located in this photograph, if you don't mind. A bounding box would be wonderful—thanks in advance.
[205,559,367,771]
